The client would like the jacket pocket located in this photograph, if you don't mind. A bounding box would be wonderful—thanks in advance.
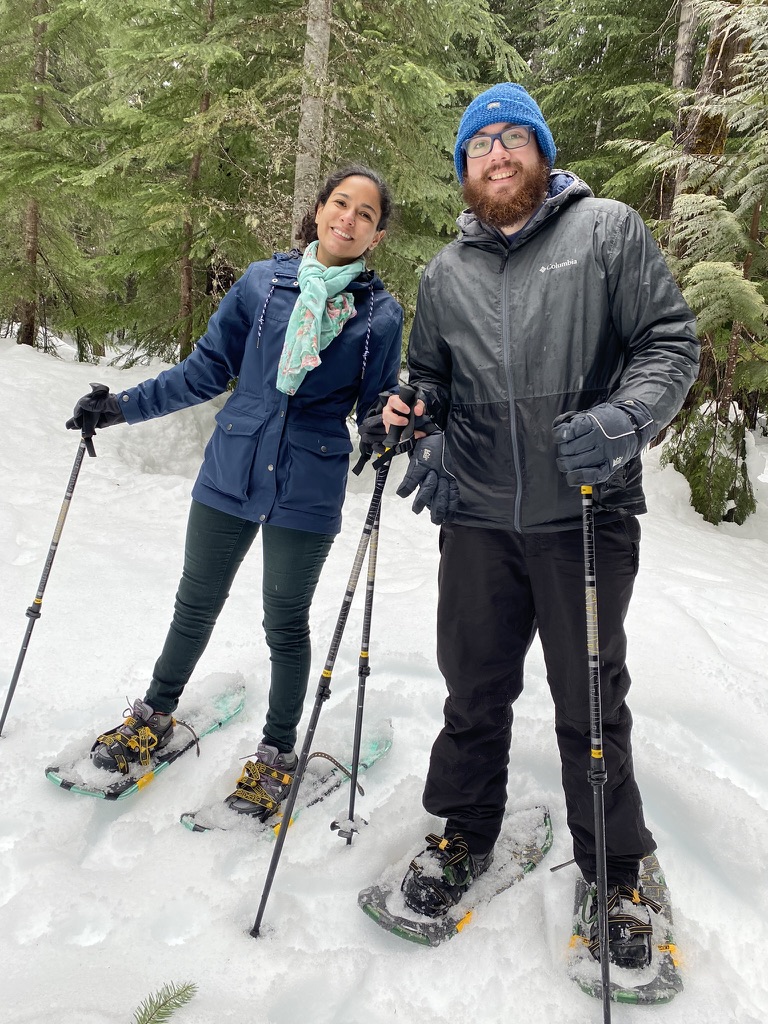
[200,405,266,500]
[279,427,353,517]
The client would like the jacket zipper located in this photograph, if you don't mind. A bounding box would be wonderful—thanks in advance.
[500,249,524,532]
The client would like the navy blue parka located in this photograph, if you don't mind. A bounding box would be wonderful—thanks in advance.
[118,251,403,534]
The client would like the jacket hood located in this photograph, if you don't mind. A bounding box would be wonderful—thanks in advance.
[456,171,594,249]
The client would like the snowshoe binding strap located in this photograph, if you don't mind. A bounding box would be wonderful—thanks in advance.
[402,833,472,912]
[233,758,294,813]
[176,719,199,754]
[586,884,663,961]
[93,711,178,775]
[233,749,365,813]
[306,750,365,796]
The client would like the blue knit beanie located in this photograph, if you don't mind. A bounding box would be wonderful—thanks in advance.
[454,83,556,181]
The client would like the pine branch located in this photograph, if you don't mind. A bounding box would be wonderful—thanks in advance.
[132,981,198,1024]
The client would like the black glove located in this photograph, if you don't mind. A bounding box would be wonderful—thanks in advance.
[552,400,654,486]
[396,432,459,524]
[66,383,126,433]
[358,394,390,456]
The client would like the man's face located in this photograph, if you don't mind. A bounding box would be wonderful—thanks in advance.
[461,121,550,231]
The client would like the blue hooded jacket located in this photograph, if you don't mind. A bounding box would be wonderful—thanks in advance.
[117,251,403,534]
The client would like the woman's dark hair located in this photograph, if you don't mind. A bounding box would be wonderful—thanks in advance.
[295,164,394,248]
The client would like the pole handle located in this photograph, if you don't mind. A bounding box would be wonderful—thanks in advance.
[382,384,417,449]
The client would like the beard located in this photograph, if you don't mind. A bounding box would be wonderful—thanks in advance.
[462,156,551,231]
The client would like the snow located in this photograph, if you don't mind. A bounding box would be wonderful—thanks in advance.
[2,335,767,1024]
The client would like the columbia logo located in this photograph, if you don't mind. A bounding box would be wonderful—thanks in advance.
[539,259,578,273]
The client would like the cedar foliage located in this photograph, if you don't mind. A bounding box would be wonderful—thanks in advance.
[524,0,767,524]
[641,0,768,524]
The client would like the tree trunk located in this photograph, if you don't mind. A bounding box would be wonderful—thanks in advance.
[659,0,699,222]
[671,0,699,91]
[668,4,749,260]
[17,1,48,347]
[291,0,332,247]
[675,5,747,190]
[178,0,215,361]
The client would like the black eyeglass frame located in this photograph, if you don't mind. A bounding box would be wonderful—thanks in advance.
[461,126,535,159]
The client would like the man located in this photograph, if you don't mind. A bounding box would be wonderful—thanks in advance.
[370,83,699,967]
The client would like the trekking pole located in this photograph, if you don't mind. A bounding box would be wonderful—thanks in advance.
[249,385,417,938]
[1,411,100,738]
[331,502,382,844]
[336,385,418,845]
[581,484,612,1023]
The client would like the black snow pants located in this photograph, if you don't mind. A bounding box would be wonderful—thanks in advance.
[423,519,656,887]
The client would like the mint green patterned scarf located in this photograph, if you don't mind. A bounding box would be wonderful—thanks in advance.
[275,241,365,396]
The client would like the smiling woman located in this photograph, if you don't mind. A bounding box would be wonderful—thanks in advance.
[62,163,403,827]
[313,176,386,267]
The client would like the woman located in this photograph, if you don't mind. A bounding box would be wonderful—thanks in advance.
[66,165,403,820]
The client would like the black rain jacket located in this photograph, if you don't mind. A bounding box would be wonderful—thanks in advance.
[407,172,700,532]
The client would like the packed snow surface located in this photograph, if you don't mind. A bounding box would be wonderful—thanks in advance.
[2,337,767,1023]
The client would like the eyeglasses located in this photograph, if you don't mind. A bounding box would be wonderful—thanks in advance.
[462,126,533,159]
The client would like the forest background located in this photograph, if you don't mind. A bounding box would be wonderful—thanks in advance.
[1,0,767,525]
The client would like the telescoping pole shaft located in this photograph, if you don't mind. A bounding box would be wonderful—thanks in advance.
[1,433,97,738]
[581,484,611,1022]
[249,386,417,937]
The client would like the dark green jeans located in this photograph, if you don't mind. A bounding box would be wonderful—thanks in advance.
[145,500,334,752]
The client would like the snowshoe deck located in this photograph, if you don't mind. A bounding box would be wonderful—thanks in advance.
[359,805,552,946]
[45,685,245,801]
[568,852,684,1005]
[179,725,393,834]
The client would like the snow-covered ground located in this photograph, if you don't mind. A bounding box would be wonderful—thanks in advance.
[2,335,767,1024]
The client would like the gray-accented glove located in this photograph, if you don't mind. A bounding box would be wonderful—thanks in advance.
[396,432,459,524]
[552,400,654,486]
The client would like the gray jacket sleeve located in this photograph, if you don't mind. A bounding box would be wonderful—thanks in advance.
[605,208,699,433]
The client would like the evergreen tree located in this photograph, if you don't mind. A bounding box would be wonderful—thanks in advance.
[525,0,684,212]
[49,0,525,360]
[0,0,112,357]
[316,0,528,318]
[619,0,768,523]
[72,0,283,363]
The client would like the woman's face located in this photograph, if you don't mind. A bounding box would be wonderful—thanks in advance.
[314,175,385,267]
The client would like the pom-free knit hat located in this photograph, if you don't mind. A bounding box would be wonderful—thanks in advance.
[453,83,557,181]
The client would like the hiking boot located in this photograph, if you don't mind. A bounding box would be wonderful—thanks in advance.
[401,832,494,918]
[91,699,174,774]
[585,882,662,969]
[225,742,298,822]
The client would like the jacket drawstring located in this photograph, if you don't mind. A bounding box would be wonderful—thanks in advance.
[255,282,276,349]
[360,281,374,379]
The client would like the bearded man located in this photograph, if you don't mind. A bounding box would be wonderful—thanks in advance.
[365,83,699,967]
